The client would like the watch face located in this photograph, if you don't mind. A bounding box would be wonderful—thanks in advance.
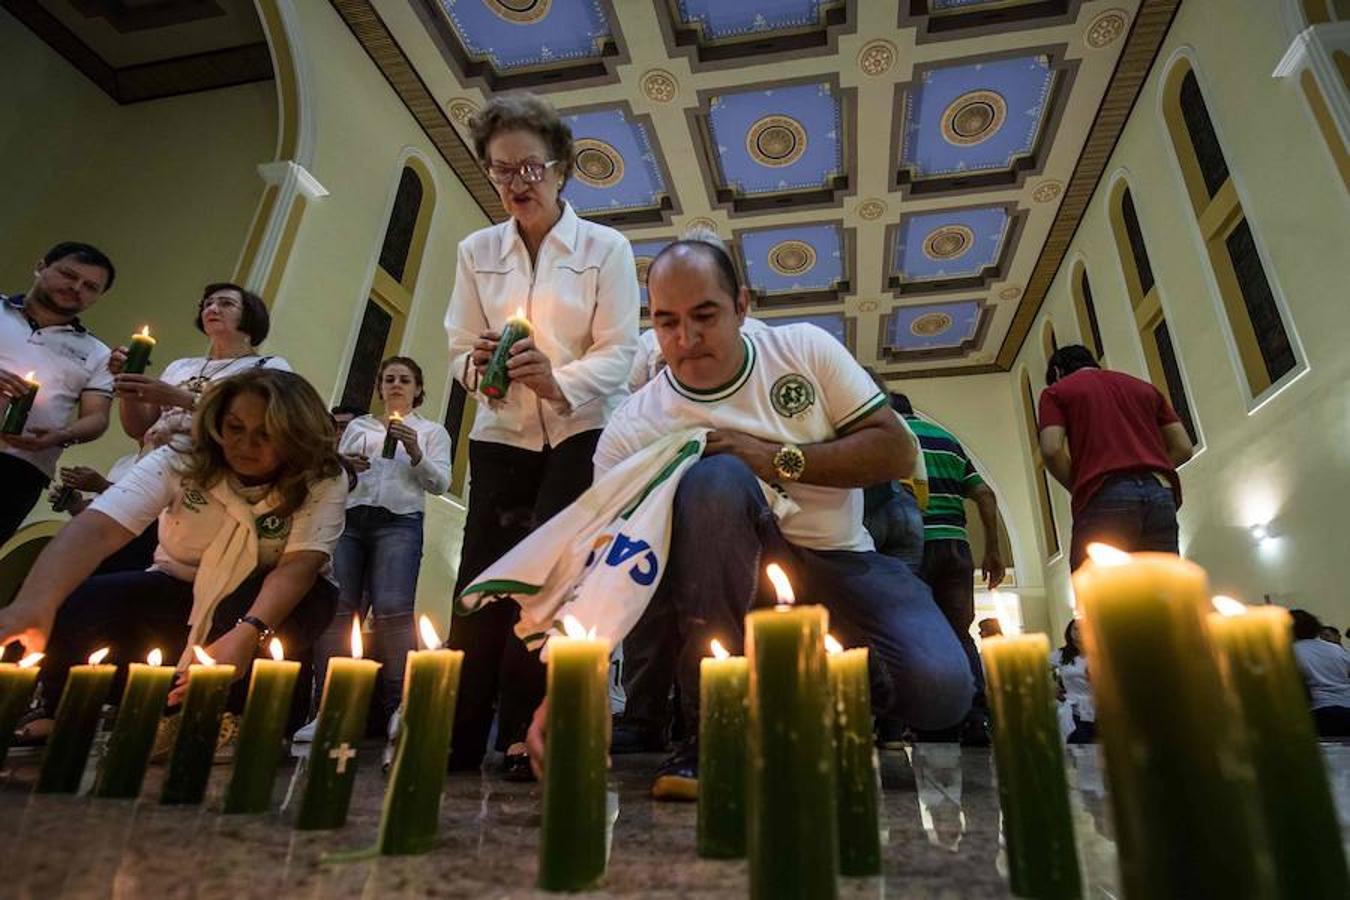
[775,445,805,480]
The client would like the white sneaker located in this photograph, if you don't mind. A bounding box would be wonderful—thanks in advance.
[292,718,317,743]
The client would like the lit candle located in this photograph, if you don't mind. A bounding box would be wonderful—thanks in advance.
[538,614,609,892]
[1072,545,1276,898]
[0,652,43,768]
[480,307,532,399]
[36,646,115,793]
[826,634,882,878]
[295,616,381,830]
[1208,596,1350,898]
[698,638,748,860]
[746,565,838,900]
[378,616,464,855]
[381,410,403,460]
[1,372,39,436]
[979,624,1080,898]
[123,325,155,374]
[161,645,236,805]
[94,648,174,798]
[222,638,300,814]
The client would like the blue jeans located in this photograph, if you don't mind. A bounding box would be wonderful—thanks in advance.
[1069,473,1179,570]
[631,456,972,736]
[315,506,424,720]
[864,488,925,572]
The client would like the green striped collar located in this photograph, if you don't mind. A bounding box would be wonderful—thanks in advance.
[664,335,756,403]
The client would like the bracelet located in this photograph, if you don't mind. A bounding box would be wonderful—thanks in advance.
[237,614,273,644]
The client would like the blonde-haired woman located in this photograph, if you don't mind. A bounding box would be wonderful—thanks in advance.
[0,368,347,740]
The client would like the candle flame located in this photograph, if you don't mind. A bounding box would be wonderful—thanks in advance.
[18,652,43,668]
[419,615,441,651]
[147,648,163,667]
[389,410,402,423]
[1212,595,1247,617]
[23,371,36,383]
[1086,543,1131,567]
[824,634,844,655]
[138,325,151,338]
[710,639,729,660]
[88,647,110,665]
[269,637,284,661]
[351,615,364,660]
[192,645,215,666]
[514,305,526,319]
[766,563,795,606]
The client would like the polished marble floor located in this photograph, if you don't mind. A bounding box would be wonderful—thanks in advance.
[1,743,1348,899]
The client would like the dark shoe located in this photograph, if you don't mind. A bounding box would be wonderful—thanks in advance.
[610,719,668,754]
[501,743,536,783]
[875,717,909,751]
[959,713,992,748]
[650,739,698,801]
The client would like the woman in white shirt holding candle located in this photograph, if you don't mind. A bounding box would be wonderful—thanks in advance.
[309,356,452,730]
[444,93,639,779]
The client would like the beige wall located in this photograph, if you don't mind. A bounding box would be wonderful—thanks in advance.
[1007,0,1350,634]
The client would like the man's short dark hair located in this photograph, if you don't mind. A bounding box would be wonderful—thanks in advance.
[1046,344,1099,385]
[195,282,270,346]
[1290,608,1323,641]
[648,239,741,302]
[889,392,914,416]
[43,242,115,292]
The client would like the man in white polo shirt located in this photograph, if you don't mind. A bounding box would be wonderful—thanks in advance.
[0,242,116,542]
[578,236,973,797]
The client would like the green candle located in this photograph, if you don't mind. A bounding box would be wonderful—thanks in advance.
[161,646,236,805]
[381,411,402,460]
[698,639,748,860]
[746,565,838,900]
[980,630,1080,899]
[480,311,532,399]
[378,616,463,855]
[0,652,43,768]
[1,372,39,435]
[94,649,174,798]
[539,615,610,892]
[826,637,881,878]
[123,326,155,374]
[296,616,381,830]
[1209,597,1350,899]
[1072,546,1275,898]
[222,638,300,814]
[36,646,116,793]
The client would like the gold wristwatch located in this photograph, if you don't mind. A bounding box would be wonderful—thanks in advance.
[772,443,806,482]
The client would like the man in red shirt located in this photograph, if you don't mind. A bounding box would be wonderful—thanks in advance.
[1038,345,1194,569]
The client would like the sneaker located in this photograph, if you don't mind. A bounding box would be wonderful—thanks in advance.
[148,714,180,764]
[875,717,909,751]
[958,712,992,748]
[292,718,317,743]
[382,707,402,773]
[213,712,239,764]
[610,719,668,754]
[650,739,698,802]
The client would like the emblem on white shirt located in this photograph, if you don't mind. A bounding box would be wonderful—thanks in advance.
[182,488,209,511]
[771,373,815,418]
[255,513,291,540]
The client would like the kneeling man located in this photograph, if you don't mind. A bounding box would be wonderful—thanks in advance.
[529,234,973,796]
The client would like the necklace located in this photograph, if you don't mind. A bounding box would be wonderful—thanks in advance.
[183,354,256,395]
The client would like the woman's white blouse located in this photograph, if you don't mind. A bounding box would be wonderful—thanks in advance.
[340,412,452,515]
[1050,649,1096,723]
[444,201,639,451]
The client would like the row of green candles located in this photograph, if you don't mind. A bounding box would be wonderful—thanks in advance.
[2,326,152,435]
[979,545,1349,899]
[0,614,464,856]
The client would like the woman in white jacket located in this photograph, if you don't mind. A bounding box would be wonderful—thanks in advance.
[444,93,638,779]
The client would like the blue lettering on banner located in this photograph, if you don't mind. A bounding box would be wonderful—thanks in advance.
[603,533,660,586]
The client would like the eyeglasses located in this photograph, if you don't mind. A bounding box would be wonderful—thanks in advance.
[485,159,559,186]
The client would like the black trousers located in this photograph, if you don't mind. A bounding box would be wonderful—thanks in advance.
[918,538,986,713]
[446,430,601,768]
[37,568,337,719]
[0,453,50,545]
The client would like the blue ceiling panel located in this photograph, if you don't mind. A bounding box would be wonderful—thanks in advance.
[438,0,612,72]
[630,239,672,314]
[707,81,843,195]
[767,313,848,346]
[741,223,844,295]
[677,0,840,39]
[894,206,1009,283]
[887,300,982,350]
[561,108,669,216]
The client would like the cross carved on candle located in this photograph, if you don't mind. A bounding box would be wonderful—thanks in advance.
[329,742,357,774]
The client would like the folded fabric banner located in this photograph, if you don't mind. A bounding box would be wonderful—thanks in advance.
[456,428,797,657]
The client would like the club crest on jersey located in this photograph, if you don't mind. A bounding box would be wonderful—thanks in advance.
[255,513,291,541]
[771,373,815,418]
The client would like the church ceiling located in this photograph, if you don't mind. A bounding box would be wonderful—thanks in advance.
[352,0,1174,377]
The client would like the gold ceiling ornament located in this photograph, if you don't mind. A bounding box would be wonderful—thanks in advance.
[998,285,1023,301]
[911,311,954,337]
[1032,179,1063,203]
[634,256,653,285]
[447,99,479,128]
[857,198,887,221]
[940,90,1007,147]
[767,239,817,277]
[922,224,975,261]
[857,40,896,77]
[641,69,679,103]
[485,0,552,25]
[1086,9,1129,49]
[746,115,808,168]
[684,216,719,234]
[572,138,625,188]
[858,299,879,313]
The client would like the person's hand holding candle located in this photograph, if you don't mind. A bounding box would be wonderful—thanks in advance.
[167,623,253,706]
[505,335,565,403]
[386,416,422,465]
[0,367,35,401]
[113,373,196,410]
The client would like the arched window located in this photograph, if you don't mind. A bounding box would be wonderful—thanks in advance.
[1040,320,1058,366]
[1108,179,1200,447]
[341,160,436,412]
[1162,59,1303,402]
[1020,371,1060,559]
[1071,262,1105,361]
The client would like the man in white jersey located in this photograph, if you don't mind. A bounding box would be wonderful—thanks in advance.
[527,237,973,796]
